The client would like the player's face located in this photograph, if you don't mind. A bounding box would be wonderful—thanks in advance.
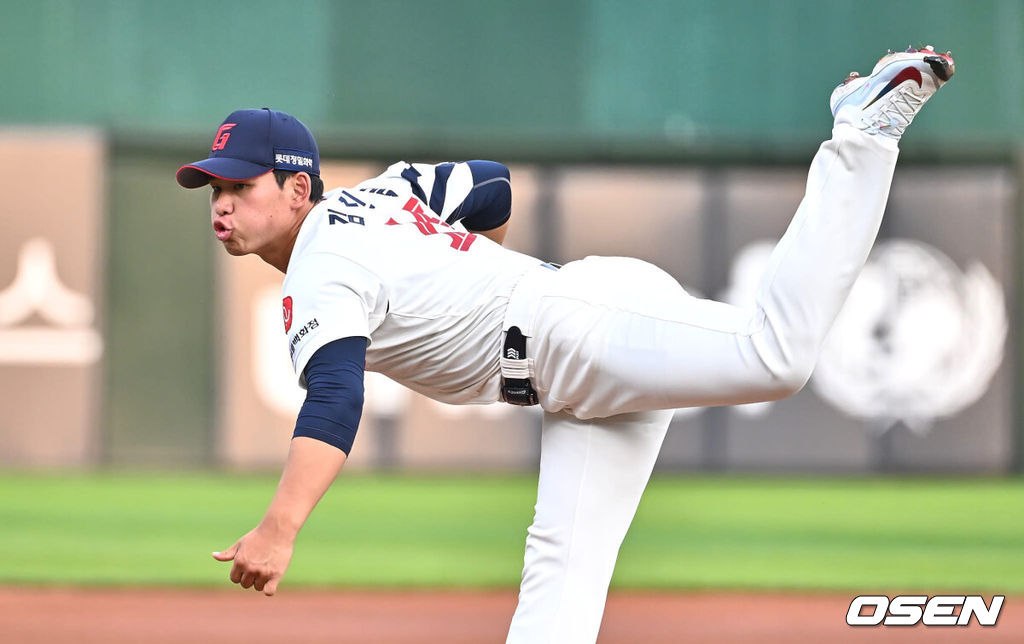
[209,173,292,256]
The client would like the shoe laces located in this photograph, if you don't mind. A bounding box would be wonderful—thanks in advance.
[867,86,925,137]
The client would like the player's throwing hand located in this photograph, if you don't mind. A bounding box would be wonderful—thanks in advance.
[213,525,295,596]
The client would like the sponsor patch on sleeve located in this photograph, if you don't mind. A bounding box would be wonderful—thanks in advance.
[288,318,320,359]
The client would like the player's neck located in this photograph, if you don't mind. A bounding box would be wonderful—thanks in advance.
[259,202,316,273]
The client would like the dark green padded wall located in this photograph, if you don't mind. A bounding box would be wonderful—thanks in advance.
[104,152,215,464]
[1,0,1020,148]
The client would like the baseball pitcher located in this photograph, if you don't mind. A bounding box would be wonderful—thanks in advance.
[176,46,954,643]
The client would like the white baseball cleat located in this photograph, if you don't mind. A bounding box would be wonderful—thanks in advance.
[830,45,955,139]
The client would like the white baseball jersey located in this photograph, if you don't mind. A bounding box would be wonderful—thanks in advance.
[282,163,539,404]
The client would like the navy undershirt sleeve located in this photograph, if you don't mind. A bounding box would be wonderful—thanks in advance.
[401,160,512,231]
[293,336,367,455]
[447,160,511,231]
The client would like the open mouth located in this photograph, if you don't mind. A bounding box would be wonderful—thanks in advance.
[213,220,232,242]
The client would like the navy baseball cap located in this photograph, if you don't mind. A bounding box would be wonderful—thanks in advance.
[176,108,320,188]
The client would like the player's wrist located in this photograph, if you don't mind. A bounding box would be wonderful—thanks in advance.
[257,511,303,541]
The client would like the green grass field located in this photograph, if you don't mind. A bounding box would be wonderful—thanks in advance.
[1,473,1021,593]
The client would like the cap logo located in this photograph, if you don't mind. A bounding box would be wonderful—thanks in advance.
[211,123,236,151]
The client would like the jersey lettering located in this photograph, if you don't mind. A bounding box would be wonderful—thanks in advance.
[336,190,372,208]
[360,187,398,197]
[327,209,366,226]
[445,231,478,251]
[401,197,478,251]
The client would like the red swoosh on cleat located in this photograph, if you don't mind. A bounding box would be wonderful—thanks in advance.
[865,67,923,108]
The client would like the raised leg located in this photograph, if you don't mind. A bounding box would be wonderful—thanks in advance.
[532,124,898,419]
[532,49,954,420]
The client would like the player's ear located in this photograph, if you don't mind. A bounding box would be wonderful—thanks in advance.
[289,172,312,206]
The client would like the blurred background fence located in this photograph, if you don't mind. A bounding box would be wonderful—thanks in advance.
[1,0,1021,473]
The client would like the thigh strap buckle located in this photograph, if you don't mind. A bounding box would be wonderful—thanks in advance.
[500,326,538,406]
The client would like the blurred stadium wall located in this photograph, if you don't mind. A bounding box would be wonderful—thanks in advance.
[0,1,1021,472]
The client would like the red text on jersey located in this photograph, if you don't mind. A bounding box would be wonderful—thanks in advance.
[400,197,478,252]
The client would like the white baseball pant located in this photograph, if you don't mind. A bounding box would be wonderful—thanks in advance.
[505,124,899,643]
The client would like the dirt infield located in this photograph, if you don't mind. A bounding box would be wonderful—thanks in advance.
[0,587,1019,643]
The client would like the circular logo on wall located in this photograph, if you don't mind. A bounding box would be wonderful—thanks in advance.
[812,240,1006,432]
[720,239,1007,432]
